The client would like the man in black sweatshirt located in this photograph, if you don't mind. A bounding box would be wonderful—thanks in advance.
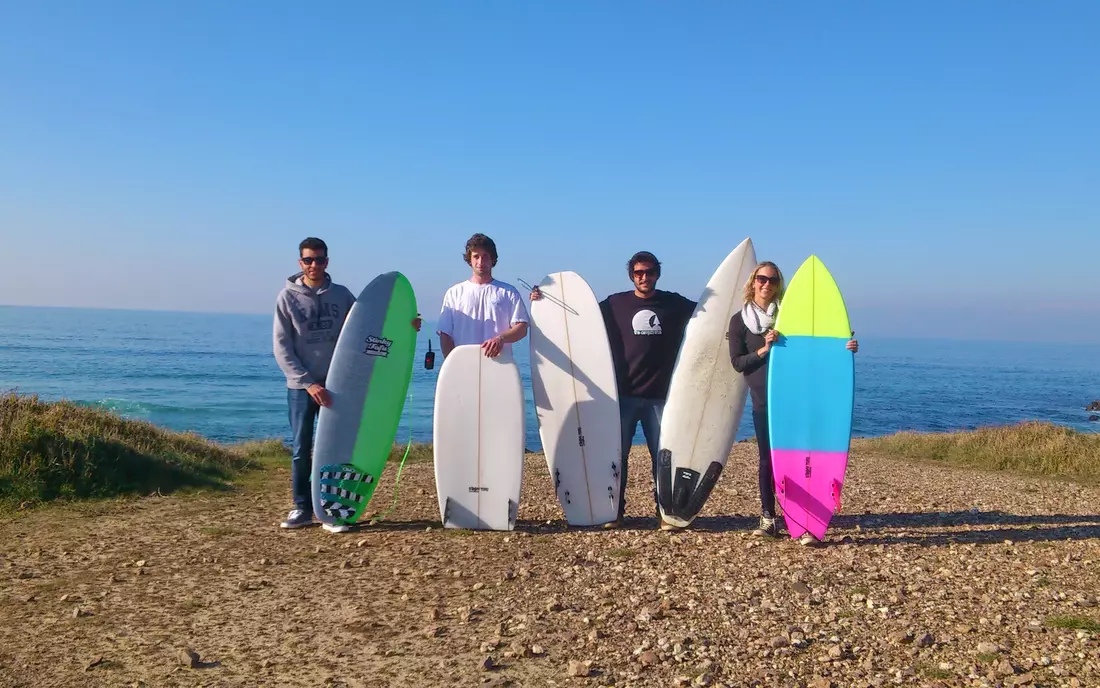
[532,251,696,529]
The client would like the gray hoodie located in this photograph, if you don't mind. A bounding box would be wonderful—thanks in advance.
[273,272,357,389]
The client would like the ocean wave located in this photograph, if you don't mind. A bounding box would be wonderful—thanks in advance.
[78,398,278,417]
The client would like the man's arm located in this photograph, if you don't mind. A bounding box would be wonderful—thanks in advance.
[498,321,528,343]
[481,291,530,357]
[437,290,456,357]
[273,298,315,388]
[504,289,530,342]
[440,332,456,358]
[682,294,699,317]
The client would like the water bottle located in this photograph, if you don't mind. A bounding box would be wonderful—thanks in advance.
[424,338,435,370]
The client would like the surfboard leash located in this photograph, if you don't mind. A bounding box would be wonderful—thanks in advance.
[369,429,412,524]
[369,371,417,524]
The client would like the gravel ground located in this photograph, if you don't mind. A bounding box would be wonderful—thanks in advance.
[1,444,1098,688]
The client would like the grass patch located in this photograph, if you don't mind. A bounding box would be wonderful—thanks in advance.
[856,421,1100,484]
[232,439,291,459]
[976,653,999,664]
[1046,615,1100,632]
[199,526,236,537]
[389,441,434,464]
[850,585,870,596]
[606,548,636,560]
[920,664,952,680]
[0,392,288,508]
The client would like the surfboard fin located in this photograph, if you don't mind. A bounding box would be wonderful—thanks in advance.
[441,496,452,527]
[656,450,675,517]
[677,461,724,522]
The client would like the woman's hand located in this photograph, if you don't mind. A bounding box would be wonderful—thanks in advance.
[756,329,778,357]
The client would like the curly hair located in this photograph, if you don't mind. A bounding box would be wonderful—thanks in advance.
[463,233,498,266]
[626,251,661,278]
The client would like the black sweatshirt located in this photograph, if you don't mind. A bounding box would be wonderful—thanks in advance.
[601,289,696,401]
[728,309,769,412]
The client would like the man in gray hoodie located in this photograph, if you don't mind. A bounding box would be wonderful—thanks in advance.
[273,237,357,533]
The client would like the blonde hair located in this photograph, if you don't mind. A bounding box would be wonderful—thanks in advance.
[742,261,785,305]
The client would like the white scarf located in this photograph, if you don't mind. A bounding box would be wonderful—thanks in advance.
[741,300,777,335]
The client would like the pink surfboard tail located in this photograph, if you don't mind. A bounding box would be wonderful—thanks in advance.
[772,449,849,541]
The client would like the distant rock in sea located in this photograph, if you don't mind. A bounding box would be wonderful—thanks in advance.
[1088,400,1100,411]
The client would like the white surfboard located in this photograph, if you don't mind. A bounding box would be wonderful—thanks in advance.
[529,271,621,526]
[433,344,525,530]
[657,237,757,528]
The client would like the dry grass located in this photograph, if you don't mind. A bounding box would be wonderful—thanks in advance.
[5,390,1098,513]
[390,441,435,464]
[1046,615,1100,632]
[0,393,439,509]
[0,392,287,507]
[855,420,1100,484]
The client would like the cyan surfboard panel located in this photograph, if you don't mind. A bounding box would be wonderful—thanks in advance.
[767,335,854,454]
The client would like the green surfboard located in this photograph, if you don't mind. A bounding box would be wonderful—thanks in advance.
[310,271,418,525]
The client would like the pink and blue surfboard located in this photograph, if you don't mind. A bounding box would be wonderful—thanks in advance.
[766,255,854,541]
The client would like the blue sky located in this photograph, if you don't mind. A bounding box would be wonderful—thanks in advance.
[1,1,1097,341]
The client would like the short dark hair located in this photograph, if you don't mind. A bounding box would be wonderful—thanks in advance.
[627,250,661,278]
[299,237,328,256]
[464,233,498,266]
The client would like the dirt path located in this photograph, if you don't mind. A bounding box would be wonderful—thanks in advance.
[1,445,1098,688]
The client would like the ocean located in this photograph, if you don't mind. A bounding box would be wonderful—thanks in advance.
[1,305,1098,449]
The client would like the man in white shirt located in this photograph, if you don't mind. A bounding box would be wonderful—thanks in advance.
[437,233,529,358]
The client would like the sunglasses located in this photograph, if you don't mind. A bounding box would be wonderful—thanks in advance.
[755,274,780,285]
[633,269,657,278]
[300,256,328,265]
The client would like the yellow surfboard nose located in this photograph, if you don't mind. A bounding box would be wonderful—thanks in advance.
[773,255,851,339]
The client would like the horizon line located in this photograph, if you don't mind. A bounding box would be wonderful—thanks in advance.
[2,302,1099,347]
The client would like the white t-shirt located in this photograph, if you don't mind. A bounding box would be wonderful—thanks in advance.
[437,279,529,352]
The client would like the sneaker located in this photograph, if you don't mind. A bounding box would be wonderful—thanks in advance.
[280,509,313,529]
[798,532,818,546]
[751,514,779,537]
[659,520,682,532]
[323,522,351,534]
[602,517,624,530]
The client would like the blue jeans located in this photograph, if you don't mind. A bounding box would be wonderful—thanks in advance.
[288,388,321,514]
[618,396,664,520]
[752,408,776,517]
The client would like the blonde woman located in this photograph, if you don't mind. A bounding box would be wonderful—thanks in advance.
[728,261,858,543]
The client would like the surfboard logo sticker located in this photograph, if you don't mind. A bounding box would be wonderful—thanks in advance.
[363,335,393,357]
